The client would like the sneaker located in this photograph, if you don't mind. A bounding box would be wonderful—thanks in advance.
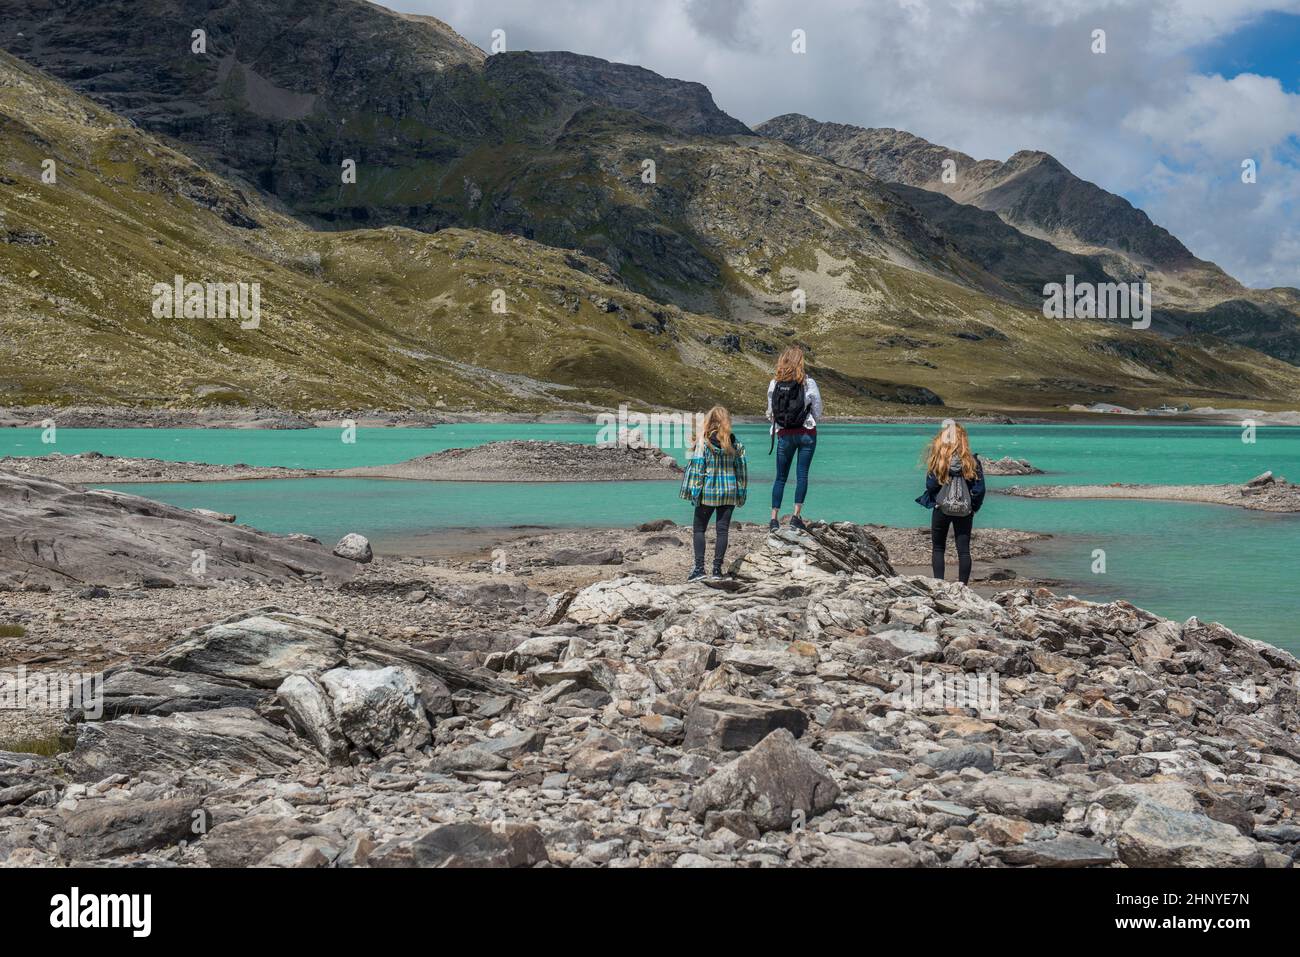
[790,515,808,531]
[711,565,725,578]
[768,519,780,532]
[687,568,706,582]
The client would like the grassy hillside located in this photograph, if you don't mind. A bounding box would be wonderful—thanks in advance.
[3,25,1300,416]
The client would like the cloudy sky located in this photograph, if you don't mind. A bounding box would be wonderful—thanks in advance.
[393,0,1300,288]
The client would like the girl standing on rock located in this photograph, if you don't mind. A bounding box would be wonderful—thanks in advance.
[767,345,822,532]
[916,420,986,585]
[680,406,748,581]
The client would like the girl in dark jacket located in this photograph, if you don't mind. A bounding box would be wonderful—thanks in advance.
[915,421,986,585]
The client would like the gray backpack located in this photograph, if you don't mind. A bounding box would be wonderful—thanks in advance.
[936,455,973,517]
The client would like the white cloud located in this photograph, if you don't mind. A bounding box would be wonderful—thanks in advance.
[397,0,1300,287]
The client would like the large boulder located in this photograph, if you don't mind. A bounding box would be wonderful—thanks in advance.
[73,664,268,719]
[689,729,840,832]
[61,707,314,782]
[369,822,549,868]
[58,795,203,861]
[332,533,373,564]
[1116,802,1265,868]
[963,776,1072,823]
[276,673,349,763]
[0,470,357,587]
[732,522,895,581]
[153,610,347,688]
[201,814,344,868]
[566,577,683,624]
[317,667,432,757]
[682,693,808,751]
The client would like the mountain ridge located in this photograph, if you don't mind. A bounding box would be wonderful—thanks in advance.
[4,1,1300,413]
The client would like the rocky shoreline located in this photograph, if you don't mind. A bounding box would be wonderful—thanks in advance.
[982,457,1044,476]
[1,511,1296,868]
[1,442,683,486]
[1002,472,1300,513]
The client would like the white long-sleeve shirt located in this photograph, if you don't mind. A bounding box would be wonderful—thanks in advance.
[766,377,822,433]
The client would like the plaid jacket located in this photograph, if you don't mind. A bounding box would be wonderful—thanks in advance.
[679,436,748,507]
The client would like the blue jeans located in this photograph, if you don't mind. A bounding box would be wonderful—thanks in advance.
[772,432,816,509]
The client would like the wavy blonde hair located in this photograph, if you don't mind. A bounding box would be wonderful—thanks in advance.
[924,420,978,483]
[774,346,806,384]
[696,405,735,451]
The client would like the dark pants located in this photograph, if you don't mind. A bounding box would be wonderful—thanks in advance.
[772,431,816,510]
[931,510,974,584]
[693,505,734,572]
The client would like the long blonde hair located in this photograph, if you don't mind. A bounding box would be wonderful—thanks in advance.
[774,346,806,384]
[696,405,735,451]
[924,420,978,483]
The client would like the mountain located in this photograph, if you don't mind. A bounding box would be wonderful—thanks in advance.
[759,113,1300,363]
[0,48,796,411]
[526,52,752,136]
[4,1,1300,414]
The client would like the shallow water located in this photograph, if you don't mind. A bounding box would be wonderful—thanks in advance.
[5,423,1298,651]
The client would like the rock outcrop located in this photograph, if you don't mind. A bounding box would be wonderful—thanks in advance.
[1,523,1296,868]
[0,471,359,588]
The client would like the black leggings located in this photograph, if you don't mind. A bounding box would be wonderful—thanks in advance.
[693,505,734,571]
[931,511,974,584]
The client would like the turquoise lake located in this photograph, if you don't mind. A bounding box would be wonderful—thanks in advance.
[4,423,1298,652]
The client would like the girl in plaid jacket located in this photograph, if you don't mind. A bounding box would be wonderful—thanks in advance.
[679,405,748,581]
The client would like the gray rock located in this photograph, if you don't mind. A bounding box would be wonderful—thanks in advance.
[318,667,432,757]
[332,533,373,563]
[62,707,313,782]
[682,693,808,751]
[154,610,346,688]
[814,836,920,867]
[689,729,840,832]
[921,743,995,773]
[1117,802,1264,868]
[370,822,549,868]
[865,630,943,661]
[75,664,268,719]
[201,814,342,868]
[59,795,202,860]
[1254,823,1300,843]
[276,673,349,763]
[964,777,1071,823]
[0,470,357,587]
[549,547,623,566]
[992,836,1117,868]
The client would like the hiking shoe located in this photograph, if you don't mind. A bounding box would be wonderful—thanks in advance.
[790,515,808,531]
[687,568,706,582]
[768,519,780,532]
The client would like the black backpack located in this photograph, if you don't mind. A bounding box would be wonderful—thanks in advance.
[769,379,809,454]
[771,380,809,428]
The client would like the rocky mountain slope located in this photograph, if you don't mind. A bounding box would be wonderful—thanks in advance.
[526,52,752,136]
[1,522,1295,867]
[0,48,807,411]
[759,114,1300,364]
[4,2,1300,413]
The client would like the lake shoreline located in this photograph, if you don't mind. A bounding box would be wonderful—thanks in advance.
[5,404,1300,430]
[1001,478,1300,513]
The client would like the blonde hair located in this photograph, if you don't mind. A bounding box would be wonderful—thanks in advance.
[924,420,978,483]
[774,346,806,384]
[696,405,735,451]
